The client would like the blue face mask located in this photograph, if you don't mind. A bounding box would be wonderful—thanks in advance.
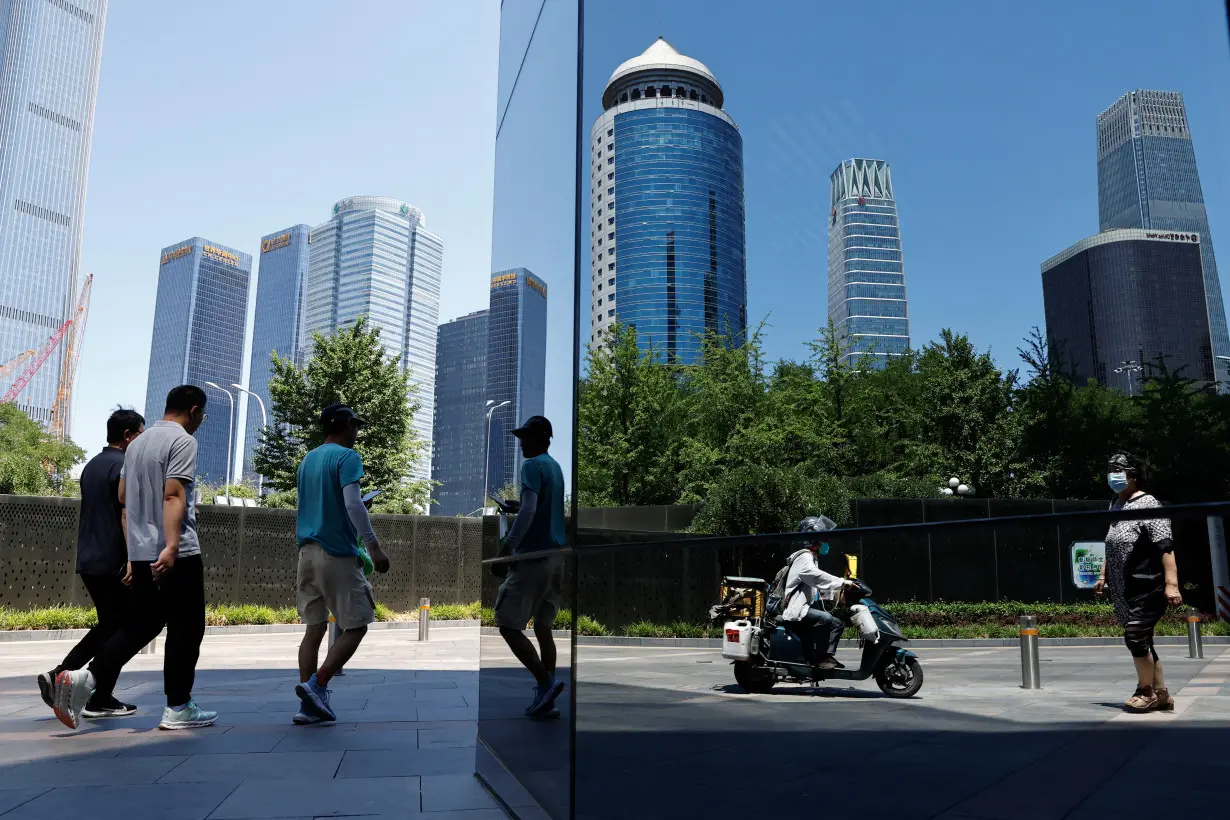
[1108,472,1129,493]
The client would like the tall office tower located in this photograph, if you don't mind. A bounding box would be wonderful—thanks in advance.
[305,196,443,484]
[430,310,489,517]
[590,38,746,364]
[827,158,910,367]
[486,268,547,499]
[0,0,107,430]
[1042,230,1213,390]
[242,224,310,481]
[144,238,252,485]
[1097,90,1229,363]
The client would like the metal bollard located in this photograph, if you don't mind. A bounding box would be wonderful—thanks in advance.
[329,615,344,676]
[1019,615,1042,689]
[418,598,430,642]
[1187,614,1204,659]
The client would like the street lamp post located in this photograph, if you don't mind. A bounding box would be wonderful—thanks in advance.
[1113,360,1143,397]
[231,383,266,498]
[483,399,511,514]
[941,476,975,497]
[204,382,235,504]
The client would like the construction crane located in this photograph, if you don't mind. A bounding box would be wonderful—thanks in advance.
[2,275,94,441]
[0,349,35,382]
[49,274,93,441]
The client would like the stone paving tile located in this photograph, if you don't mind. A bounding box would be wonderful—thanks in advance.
[0,752,189,788]
[157,751,344,783]
[338,748,475,778]
[209,776,422,818]
[416,706,478,722]
[118,728,289,757]
[272,727,421,753]
[0,788,51,815]
[418,726,477,749]
[0,782,240,820]
[420,774,501,812]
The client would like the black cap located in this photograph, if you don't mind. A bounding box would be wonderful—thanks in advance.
[321,403,366,431]
[511,415,552,440]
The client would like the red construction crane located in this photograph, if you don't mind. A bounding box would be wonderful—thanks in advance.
[1,275,93,417]
[49,274,93,440]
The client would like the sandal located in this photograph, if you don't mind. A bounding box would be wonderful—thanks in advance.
[1124,685,1158,712]
[1153,688,1174,712]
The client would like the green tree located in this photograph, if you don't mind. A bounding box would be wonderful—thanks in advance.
[0,404,84,496]
[254,316,431,511]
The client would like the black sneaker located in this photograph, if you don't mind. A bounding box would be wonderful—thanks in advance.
[82,697,137,719]
[37,671,56,709]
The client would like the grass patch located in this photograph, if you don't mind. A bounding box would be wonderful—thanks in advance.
[0,605,97,630]
[430,602,483,621]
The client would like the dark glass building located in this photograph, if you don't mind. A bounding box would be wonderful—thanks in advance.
[1041,229,1213,390]
[589,38,746,364]
[431,309,489,517]
[1097,90,1228,363]
[487,268,548,499]
[144,238,252,485]
[242,224,310,482]
[827,158,910,366]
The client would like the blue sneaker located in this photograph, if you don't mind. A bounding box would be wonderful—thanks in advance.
[295,675,336,721]
[525,678,565,717]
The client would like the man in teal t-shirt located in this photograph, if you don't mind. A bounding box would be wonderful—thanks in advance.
[293,404,389,726]
[494,416,567,719]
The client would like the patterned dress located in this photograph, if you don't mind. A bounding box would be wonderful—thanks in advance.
[1103,493,1173,626]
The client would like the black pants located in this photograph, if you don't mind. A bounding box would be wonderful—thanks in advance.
[89,555,206,708]
[797,606,844,661]
[59,573,131,672]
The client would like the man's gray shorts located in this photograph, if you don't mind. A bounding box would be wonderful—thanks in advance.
[494,556,562,629]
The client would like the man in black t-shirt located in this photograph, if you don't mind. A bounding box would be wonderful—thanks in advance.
[38,409,144,719]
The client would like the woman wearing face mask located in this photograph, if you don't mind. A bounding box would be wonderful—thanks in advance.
[1094,451,1181,712]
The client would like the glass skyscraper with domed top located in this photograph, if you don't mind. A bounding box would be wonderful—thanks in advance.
[589,38,746,365]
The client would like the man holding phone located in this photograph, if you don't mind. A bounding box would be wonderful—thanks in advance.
[293,404,390,725]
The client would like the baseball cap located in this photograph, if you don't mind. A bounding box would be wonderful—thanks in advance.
[320,403,366,430]
[511,415,553,439]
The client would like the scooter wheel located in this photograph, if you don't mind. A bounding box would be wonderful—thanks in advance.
[874,656,923,698]
[733,661,775,694]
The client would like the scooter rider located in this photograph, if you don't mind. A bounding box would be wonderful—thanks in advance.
[780,516,854,670]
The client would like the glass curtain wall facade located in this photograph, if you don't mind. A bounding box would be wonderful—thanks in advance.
[430,309,488,517]
[1096,90,1229,363]
[305,196,443,484]
[486,268,548,499]
[0,0,107,430]
[1041,229,1212,390]
[827,158,910,366]
[590,38,747,364]
[242,224,310,481]
[144,238,252,486]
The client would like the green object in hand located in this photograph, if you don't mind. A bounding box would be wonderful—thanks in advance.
[358,545,375,576]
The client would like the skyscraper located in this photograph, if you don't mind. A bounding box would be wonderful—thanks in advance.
[1097,90,1229,362]
[486,268,547,499]
[1042,229,1212,390]
[305,196,443,483]
[144,238,252,486]
[0,0,107,429]
[827,158,910,366]
[431,310,489,517]
[590,38,746,364]
[242,224,310,481]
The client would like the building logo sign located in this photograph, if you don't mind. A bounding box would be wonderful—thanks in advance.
[261,233,291,253]
[400,204,409,216]
[203,244,240,266]
[491,272,518,290]
[1144,232,1199,243]
[1070,541,1105,590]
[526,276,547,298]
[160,245,192,265]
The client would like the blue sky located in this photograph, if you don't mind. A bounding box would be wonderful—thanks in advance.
[74,1,500,457]
[583,0,1230,374]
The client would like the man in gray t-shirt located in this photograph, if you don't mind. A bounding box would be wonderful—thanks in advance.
[123,420,200,562]
[54,385,220,732]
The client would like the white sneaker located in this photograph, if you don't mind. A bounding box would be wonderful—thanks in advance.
[292,707,322,725]
[158,701,218,730]
[53,669,94,730]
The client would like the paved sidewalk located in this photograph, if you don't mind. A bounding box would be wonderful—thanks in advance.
[0,630,497,819]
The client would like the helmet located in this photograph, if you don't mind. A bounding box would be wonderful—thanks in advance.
[798,515,837,534]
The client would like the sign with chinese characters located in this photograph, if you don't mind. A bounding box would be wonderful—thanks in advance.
[1070,541,1105,590]
[526,276,547,298]
[1144,232,1199,243]
[491,272,517,289]
[203,244,240,266]
[261,233,291,253]
[160,245,192,265]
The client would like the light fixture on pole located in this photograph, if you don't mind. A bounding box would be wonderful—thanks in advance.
[1113,360,1143,396]
[941,476,975,497]
[204,382,235,504]
[483,399,511,514]
[231,383,265,499]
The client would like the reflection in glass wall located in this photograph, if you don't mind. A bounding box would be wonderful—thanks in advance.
[478,0,578,817]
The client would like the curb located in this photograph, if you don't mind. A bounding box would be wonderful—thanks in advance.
[0,618,481,643]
